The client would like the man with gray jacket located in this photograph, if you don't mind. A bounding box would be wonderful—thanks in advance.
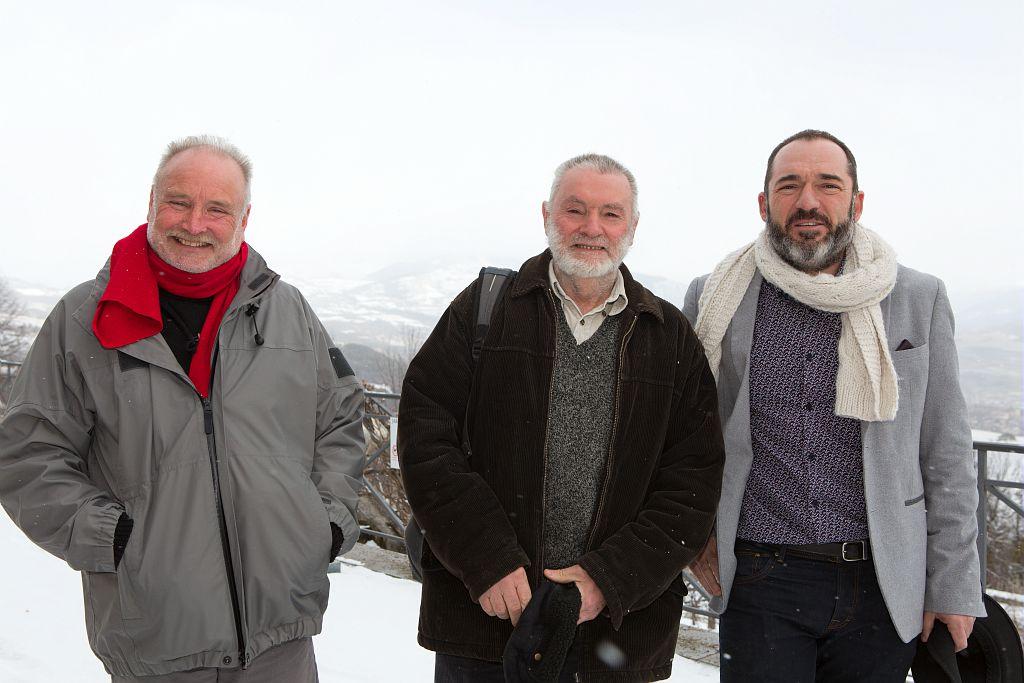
[0,136,365,681]
[683,130,984,682]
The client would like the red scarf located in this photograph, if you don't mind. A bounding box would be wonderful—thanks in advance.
[93,224,248,398]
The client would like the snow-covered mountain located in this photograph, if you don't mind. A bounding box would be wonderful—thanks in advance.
[6,278,66,332]
[293,259,690,350]
[6,269,1021,435]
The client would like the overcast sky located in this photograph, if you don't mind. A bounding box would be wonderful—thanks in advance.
[2,1,1021,297]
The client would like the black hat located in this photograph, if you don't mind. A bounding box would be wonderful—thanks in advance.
[912,621,963,683]
[911,594,1023,683]
[502,579,582,682]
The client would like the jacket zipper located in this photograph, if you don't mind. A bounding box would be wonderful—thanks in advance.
[538,288,560,577]
[582,313,638,554]
[139,286,271,669]
[202,397,247,669]
[199,287,274,669]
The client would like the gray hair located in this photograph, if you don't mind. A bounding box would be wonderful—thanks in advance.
[764,129,858,195]
[547,153,638,224]
[153,135,253,204]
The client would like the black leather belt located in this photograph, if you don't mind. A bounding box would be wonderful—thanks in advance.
[783,540,870,563]
[737,539,870,563]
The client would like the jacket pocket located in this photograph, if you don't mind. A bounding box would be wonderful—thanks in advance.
[231,454,332,633]
[115,534,143,620]
[83,570,140,664]
[904,492,925,506]
[666,574,688,602]
[312,489,333,577]
[420,538,445,573]
[892,342,928,361]
[116,567,143,620]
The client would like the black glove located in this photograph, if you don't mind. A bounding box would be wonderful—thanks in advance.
[329,522,344,562]
[113,513,134,569]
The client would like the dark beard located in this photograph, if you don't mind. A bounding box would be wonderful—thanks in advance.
[766,208,854,273]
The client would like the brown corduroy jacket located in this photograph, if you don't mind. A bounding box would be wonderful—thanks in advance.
[398,251,725,682]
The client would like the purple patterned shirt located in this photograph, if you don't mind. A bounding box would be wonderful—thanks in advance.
[736,278,869,544]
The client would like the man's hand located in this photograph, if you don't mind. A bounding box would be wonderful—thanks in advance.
[479,567,532,626]
[544,565,606,624]
[922,611,975,652]
[690,534,722,597]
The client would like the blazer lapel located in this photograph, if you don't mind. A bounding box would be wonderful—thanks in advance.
[727,271,762,376]
[862,276,895,500]
[713,271,764,612]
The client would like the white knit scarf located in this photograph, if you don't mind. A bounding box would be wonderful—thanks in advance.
[695,224,899,422]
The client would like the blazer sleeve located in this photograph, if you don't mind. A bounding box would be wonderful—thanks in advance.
[919,279,985,617]
[397,283,529,600]
[681,277,702,326]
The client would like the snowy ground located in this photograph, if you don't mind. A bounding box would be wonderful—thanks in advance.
[0,513,717,682]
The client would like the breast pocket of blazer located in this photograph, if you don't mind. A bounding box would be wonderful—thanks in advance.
[892,344,929,392]
[891,344,930,455]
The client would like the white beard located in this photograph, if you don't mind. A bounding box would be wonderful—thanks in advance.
[545,218,634,278]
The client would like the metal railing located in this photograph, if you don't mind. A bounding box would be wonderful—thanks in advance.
[0,359,24,406]
[976,440,1024,587]
[681,441,1024,616]
[358,391,406,547]
[358,393,1023,620]
[4,361,1022,610]
[0,359,21,378]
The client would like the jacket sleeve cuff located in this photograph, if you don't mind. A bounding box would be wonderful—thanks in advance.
[922,598,987,619]
[464,550,531,602]
[69,500,124,573]
[923,581,986,618]
[578,552,624,630]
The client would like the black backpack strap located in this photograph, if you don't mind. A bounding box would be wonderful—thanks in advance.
[405,265,516,581]
[472,267,517,361]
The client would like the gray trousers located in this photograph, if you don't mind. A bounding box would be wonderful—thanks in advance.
[111,638,318,683]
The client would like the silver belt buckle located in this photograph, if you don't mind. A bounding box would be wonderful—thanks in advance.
[841,541,866,561]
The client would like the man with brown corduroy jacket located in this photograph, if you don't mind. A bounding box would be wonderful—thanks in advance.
[398,154,726,682]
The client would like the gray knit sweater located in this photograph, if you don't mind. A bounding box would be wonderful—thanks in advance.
[543,312,621,569]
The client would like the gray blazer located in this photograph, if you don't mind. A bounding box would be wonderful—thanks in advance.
[682,264,985,642]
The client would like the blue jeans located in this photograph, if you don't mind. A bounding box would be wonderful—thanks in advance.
[720,540,918,683]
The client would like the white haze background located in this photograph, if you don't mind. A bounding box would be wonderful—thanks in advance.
[1,2,1022,681]
[1,1,1021,297]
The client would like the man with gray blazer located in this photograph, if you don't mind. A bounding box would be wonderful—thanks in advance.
[682,129,985,682]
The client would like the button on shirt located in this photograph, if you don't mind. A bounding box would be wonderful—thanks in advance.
[737,278,868,545]
[548,262,628,344]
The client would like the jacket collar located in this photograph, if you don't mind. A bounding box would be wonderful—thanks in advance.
[229,246,280,311]
[511,250,664,323]
[78,245,279,341]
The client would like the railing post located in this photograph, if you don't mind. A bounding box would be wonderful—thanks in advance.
[976,448,988,590]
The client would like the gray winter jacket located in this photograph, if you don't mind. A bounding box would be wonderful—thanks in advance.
[0,248,365,676]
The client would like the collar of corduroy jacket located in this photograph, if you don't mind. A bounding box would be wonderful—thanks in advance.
[509,249,665,324]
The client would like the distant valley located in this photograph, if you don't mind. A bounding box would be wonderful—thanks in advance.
[9,265,1022,437]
